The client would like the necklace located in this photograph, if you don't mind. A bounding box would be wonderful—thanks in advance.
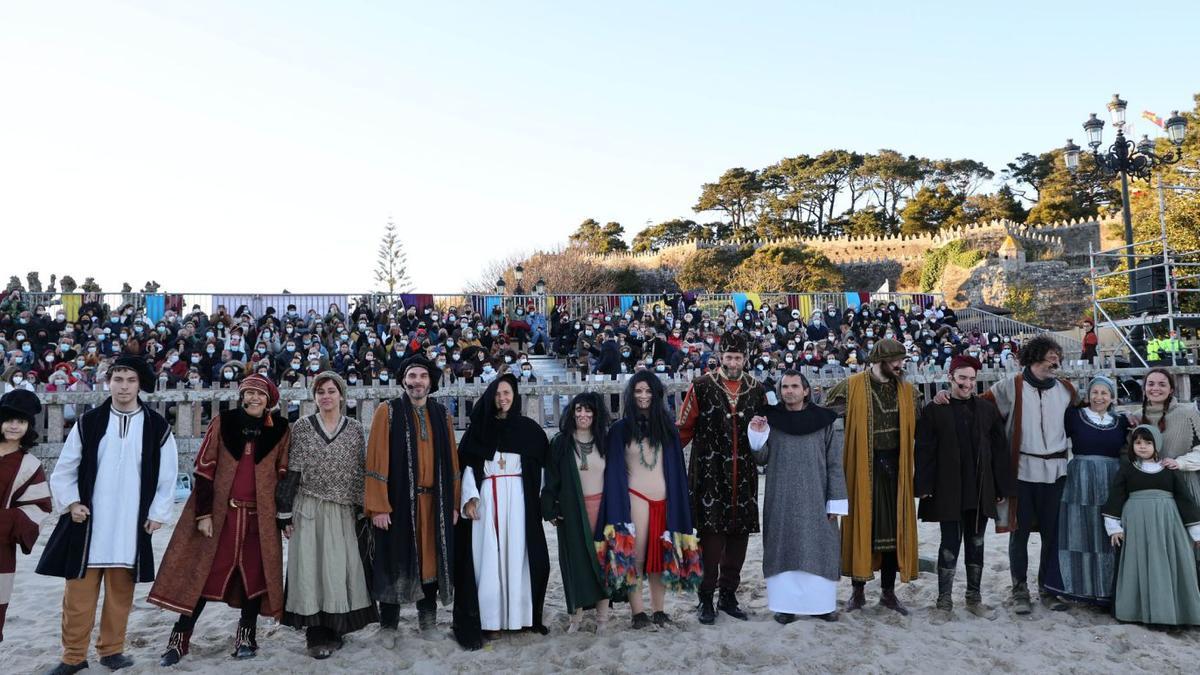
[574,436,595,471]
[637,437,660,471]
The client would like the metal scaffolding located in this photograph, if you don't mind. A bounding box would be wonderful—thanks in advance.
[1088,177,1200,367]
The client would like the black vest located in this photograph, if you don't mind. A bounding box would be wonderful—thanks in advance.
[37,399,172,582]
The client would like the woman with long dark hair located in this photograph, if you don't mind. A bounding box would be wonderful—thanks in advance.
[452,374,550,649]
[0,390,52,643]
[541,392,611,632]
[594,371,700,629]
[1143,368,1200,507]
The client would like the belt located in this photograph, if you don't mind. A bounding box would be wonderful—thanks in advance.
[1020,450,1069,460]
[229,498,258,510]
[415,486,434,495]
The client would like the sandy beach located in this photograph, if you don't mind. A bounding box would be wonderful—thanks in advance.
[4,477,1199,674]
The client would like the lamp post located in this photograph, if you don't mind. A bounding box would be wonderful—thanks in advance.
[535,277,546,295]
[1064,94,1188,304]
[513,264,525,295]
[495,278,506,295]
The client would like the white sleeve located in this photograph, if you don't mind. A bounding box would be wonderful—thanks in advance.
[147,432,179,524]
[1189,523,1200,542]
[460,466,480,508]
[748,425,770,451]
[49,424,83,513]
[826,498,849,516]
[1103,516,1124,536]
[1174,446,1200,471]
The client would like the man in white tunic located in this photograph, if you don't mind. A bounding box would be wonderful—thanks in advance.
[748,370,847,623]
[39,356,177,674]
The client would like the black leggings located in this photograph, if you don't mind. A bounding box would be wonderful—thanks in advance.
[379,582,438,628]
[853,551,899,591]
[173,595,262,633]
[939,510,986,573]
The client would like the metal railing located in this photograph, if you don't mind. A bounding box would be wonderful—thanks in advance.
[955,307,1084,355]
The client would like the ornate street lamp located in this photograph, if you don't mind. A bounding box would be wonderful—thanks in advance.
[513,264,525,295]
[535,277,546,295]
[495,278,506,295]
[1066,93,1188,301]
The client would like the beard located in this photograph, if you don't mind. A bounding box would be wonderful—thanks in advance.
[405,383,428,399]
[719,365,742,380]
[877,361,903,382]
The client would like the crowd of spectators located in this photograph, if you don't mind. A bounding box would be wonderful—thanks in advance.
[1,288,1047,401]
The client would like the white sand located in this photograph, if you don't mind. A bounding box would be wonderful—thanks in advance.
[4,478,1199,674]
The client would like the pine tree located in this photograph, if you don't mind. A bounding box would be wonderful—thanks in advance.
[375,217,413,294]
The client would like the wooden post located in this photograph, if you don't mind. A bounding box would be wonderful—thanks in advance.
[176,402,194,438]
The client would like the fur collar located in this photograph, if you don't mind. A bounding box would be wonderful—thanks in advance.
[218,407,288,463]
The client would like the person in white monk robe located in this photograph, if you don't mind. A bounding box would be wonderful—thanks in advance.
[748,370,847,624]
[452,373,550,649]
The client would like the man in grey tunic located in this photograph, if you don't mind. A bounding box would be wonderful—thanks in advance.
[748,370,846,624]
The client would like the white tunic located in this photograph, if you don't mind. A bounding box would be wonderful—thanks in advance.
[460,451,533,631]
[49,408,178,569]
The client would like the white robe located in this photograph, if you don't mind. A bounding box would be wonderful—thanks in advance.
[49,408,178,569]
[460,451,533,631]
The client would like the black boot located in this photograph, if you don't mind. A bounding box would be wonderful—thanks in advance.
[931,567,955,624]
[160,629,192,667]
[43,663,88,675]
[717,590,749,621]
[99,654,134,670]
[847,582,867,611]
[880,588,909,616]
[232,625,258,660]
[418,605,437,631]
[697,591,716,625]
[965,563,996,619]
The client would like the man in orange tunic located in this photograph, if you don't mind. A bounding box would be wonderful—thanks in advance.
[366,356,460,644]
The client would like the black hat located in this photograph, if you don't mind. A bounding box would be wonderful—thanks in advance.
[401,355,442,393]
[0,389,42,422]
[112,355,156,393]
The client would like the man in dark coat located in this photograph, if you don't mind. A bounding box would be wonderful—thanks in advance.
[365,356,460,643]
[916,355,1014,623]
[678,331,768,624]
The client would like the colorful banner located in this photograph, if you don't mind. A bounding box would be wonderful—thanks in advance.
[731,292,762,311]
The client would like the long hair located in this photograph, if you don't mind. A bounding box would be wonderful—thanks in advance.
[1141,367,1175,433]
[0,410,39,450]
[559,392,611,457]
[468,373,522,439]
[621,370,675,450]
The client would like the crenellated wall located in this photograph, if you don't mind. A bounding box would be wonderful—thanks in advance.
[591,217,1108,270]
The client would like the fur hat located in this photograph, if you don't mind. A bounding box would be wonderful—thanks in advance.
[240,373,280,409]
[310,370,348,399]
[718,331,748,354]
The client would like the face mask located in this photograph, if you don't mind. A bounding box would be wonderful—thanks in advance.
[452,354,461,361]
[189,377,200,385]
[622,350,631,357]
[446,340,454,347]
[483,365,494,373]
[490,330,500,337]
[119,334,128,341]
[45,355,55,363]
[437,361,447,368]
[522,368,532,376]
[206,347,216,355]
[310,364,320,371]
[167,355,179,364]
[291,361,301,370]
[223,371,234,380]
[88,346,97,353]
[503,356,513,363]
[655,365,666,372]
[75,358,85,368]
[257,348,267,355]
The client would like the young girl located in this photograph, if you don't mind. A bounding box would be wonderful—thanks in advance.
[1102,424,1200,625]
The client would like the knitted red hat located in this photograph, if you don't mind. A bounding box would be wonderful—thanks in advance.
[949,354,983,373]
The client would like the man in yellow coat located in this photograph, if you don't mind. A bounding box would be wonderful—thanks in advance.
[823,338,919,615]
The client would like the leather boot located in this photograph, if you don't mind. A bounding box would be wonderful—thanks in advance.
[159,629,192,667]
[965,563,996,619]
[880,589,909,616]
[847,582,867,612]
[717,590,749,621]
[418,605,437,631]
[697,591,717,625]
[232,625,258,660]
[1011,580,1032,615]
[930,566,955,625]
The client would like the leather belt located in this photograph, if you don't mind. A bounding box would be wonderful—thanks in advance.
[229,498,258,510]
[414,486,434,495]
[1020,450,1069,460]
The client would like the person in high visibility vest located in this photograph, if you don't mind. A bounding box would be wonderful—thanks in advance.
[1158,331,1185,361]
[1145,337,1163,362]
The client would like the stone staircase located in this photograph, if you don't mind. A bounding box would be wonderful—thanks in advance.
[528,354,573,383]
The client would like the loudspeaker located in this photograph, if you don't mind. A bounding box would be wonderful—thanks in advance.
[1132,259,1168,314]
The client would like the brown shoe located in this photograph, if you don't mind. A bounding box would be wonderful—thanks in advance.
[880,589,909,616]
[847,584,867,612]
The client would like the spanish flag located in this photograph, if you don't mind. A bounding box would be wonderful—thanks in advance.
[1142,110,1164,128]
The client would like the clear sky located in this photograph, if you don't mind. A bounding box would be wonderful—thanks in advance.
[2,1,1195,294]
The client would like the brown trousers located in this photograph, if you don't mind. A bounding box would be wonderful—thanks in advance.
[61,567,134,664]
